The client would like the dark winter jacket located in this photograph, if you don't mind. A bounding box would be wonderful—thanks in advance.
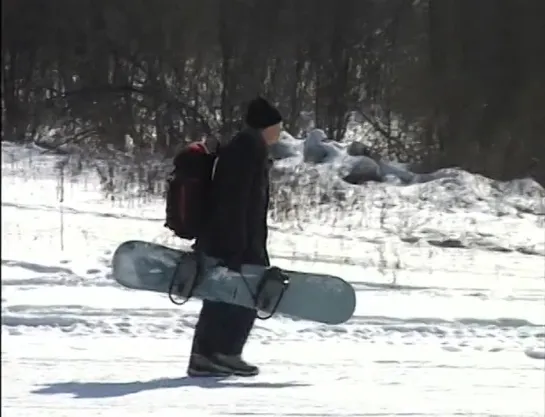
[195,128,271,270]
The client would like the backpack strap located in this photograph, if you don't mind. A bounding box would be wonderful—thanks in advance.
[211,157,219,181]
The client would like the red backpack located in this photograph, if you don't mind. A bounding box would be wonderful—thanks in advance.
[164,142,217,240]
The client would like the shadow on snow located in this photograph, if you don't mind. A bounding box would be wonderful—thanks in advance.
[32,376,311,398]
[1,259,75,275]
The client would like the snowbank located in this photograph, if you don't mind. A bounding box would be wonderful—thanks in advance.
[268,129,544,211]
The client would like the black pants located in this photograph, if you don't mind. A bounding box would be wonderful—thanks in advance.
[191,299,257,357]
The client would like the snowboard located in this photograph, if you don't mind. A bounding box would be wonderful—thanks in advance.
[111,240,356,325]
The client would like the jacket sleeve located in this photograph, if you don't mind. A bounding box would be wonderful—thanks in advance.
[213,133,266,270]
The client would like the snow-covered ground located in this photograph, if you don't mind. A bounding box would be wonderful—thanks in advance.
[2,141,544,417]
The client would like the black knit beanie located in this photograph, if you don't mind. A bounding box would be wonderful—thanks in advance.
[245,97,282,129]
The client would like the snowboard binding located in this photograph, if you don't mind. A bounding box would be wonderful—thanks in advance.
[167,253,290,320]
[167,252,204,305]
[253,266,290,320]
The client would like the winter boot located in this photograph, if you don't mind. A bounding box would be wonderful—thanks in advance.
[187,353,232,377]
[212,353,259,377]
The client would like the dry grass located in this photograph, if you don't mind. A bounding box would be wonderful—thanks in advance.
[5,144,543,287]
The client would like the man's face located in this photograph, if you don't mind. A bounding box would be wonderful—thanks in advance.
[262,122,282,145]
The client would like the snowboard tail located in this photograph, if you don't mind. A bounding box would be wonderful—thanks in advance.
[112,240,356,324]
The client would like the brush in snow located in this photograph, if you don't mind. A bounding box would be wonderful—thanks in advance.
[112,240,356,324]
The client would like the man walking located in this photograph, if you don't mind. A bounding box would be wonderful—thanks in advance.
[188,97,283,377]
